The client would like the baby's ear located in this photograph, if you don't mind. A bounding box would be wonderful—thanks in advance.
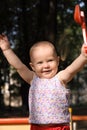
[57,56,60,62]
[56,56,60,66]
[29,62,35,71]
[57,56,60,60]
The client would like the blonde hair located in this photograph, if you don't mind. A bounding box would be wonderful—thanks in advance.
[29,41,57,61]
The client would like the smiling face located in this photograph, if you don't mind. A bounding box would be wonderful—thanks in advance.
[29,41,59,79]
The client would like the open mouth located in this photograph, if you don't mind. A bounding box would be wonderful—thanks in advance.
[42,70,52,74]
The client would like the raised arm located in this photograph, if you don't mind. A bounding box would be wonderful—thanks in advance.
[58,44,87,85]
[0,35,34,84]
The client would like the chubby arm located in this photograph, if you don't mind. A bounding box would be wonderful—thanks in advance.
[0,35,34,84]
[58,44,87,85]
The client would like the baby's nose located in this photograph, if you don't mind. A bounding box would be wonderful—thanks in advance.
[43,62,49,68]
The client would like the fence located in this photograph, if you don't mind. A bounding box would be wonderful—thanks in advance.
[0,115,87,130]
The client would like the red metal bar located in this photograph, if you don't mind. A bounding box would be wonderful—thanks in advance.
[72,115,87,121]
[0,117,29,125]
[0,116,87,125]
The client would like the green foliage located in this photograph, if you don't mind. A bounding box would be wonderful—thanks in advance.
[0,0,87,111]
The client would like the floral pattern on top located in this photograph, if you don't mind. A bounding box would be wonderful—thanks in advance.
[29,74,70,124]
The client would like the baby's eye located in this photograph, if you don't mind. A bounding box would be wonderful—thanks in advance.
[48,59,54,62]
[37,61,43,64]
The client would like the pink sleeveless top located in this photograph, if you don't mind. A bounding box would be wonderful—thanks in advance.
[29,74,70,124]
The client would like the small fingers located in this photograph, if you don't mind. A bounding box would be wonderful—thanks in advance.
[0,34,8,43]
[0,35,4,40]
[84,46,87,53]
[0,34,6,40]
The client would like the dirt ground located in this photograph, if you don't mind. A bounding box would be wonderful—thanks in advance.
[0,124,30,130]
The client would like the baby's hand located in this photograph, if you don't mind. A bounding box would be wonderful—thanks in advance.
[84,46,87,54]
[0,34,10,51]
[81,44,87,58]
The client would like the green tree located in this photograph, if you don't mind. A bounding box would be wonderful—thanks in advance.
[0,0,87,116]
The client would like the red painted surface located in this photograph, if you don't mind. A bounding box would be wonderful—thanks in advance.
[0,116,87,125]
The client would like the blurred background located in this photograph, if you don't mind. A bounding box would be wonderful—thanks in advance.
[0,0,87,129]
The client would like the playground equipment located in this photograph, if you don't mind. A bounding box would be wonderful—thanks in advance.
[69,107,73,130]
[74,4,87,44]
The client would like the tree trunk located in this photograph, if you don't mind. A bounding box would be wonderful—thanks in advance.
[38,0,57,43]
